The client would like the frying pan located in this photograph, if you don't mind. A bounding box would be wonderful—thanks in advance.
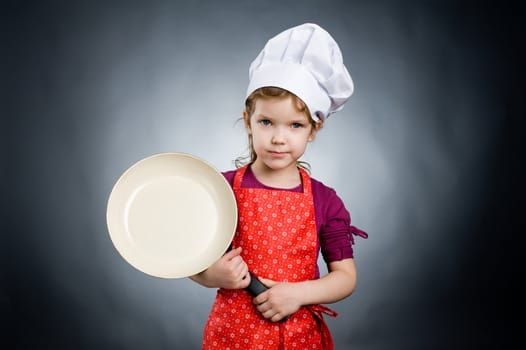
[106,152,272,299]
[106,152,238,278]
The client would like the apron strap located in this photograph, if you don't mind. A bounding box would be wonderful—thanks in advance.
[297,167,312,195]
[307,304,338,350]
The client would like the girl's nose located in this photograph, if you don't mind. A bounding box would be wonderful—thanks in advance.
[271,129,286,144]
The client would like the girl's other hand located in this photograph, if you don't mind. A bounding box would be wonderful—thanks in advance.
[192,247,251,289]
[253,278,303,322]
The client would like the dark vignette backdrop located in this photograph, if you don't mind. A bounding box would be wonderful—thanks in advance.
[2,0,522,349]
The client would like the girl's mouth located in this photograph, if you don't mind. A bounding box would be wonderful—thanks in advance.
[269,151,286,157]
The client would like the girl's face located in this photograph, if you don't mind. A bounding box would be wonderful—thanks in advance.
[244,96,319,175]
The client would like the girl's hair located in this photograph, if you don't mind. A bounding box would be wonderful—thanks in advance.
[234,87,322,172]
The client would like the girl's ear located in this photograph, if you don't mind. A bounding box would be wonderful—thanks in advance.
[243,111,252,135]
[308,120,323,142]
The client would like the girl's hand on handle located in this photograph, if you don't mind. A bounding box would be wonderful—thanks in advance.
[251,259,358,322]
[253,278,303,322]
[190,247,251,289]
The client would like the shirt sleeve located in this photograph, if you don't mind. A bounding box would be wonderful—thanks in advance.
[318,187,355,263]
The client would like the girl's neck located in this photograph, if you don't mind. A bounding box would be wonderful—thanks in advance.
[250,161,301,189]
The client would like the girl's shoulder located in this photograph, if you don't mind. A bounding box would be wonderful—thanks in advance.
[309,176,337,197]
[222,169,237,187]
[311,177,341,203]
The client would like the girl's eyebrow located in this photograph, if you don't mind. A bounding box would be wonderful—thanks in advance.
[255,113,274,121]
[290,118,308,123]
[288,117,310,125]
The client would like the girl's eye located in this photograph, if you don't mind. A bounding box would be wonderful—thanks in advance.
[260,119,271,126]
[291,122,304,129]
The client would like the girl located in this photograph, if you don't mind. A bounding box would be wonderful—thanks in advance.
[191,23,367,349]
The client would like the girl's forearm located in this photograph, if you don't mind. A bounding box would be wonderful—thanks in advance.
[296,266,357,306]
[189,271,215,288]
[257,259,357,309]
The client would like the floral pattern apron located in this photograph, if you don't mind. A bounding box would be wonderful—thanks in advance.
[203,165,337,349]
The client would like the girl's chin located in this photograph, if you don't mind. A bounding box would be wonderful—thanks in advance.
[257,159,298,172]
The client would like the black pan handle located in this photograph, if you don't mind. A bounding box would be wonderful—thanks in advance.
[245,272,269,296]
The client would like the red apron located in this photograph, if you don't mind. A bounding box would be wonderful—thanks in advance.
[203,165,337,350]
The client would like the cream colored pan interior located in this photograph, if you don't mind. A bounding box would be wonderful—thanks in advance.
[106,153,237,278]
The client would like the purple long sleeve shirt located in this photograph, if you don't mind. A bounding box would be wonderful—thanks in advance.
[223,166,366,267]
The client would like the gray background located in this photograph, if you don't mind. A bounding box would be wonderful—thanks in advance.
[3,0,521,349]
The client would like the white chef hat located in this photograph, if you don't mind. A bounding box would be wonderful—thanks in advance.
[246,23,354,121]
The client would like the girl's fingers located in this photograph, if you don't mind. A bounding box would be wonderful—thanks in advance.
[253,291,268,306]
[257,277,277,287]
[270,313,283,323]
[223,247,242,260]
[229,256,249,286]
[258,304,282,322]
[220,247,251,288]
[239,263,249,280]
[256,301,269,313]
[230,256,247,274]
